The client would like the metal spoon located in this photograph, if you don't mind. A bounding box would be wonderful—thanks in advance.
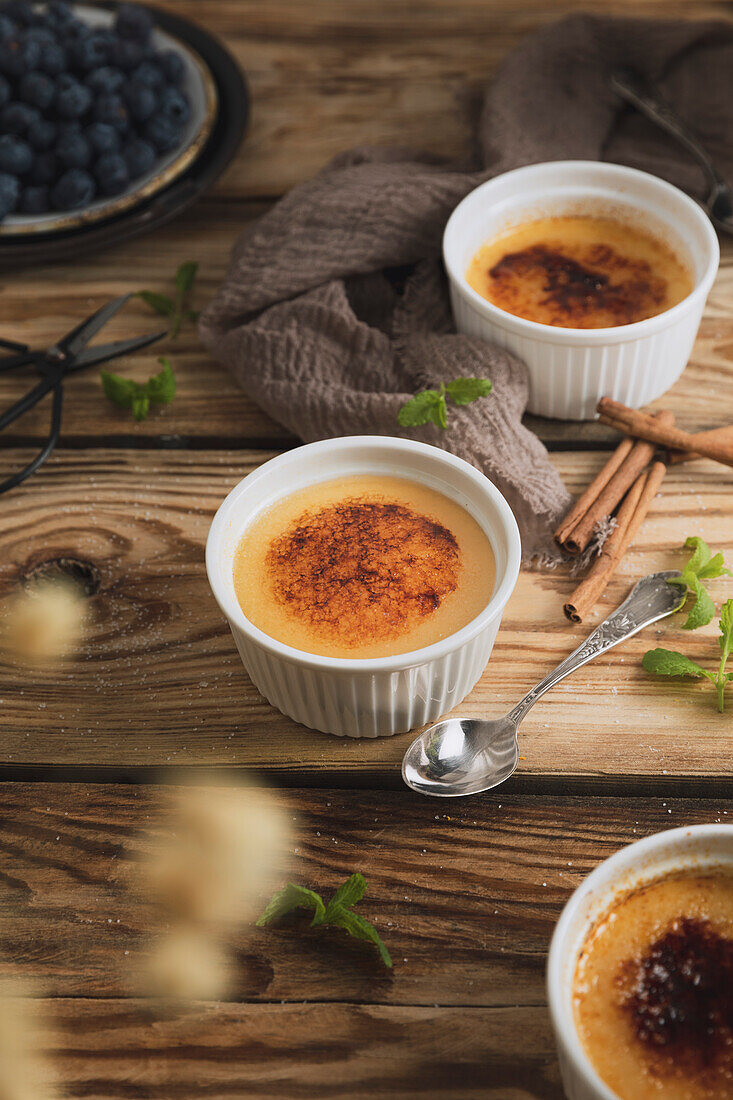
[612,69,733,234]
[402,571,686,798]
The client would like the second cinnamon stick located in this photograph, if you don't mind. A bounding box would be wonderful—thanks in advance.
[597,398,733,468]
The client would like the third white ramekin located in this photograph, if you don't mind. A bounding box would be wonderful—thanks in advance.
[444,161,720,420]
[206,437,520,738]
[547,823,733,1100]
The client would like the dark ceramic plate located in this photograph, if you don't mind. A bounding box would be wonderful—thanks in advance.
[0,1,248,264]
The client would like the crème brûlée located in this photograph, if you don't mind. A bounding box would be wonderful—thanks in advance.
[233,475,495,659]
[573,869,733,1100]
[466,215,693,329]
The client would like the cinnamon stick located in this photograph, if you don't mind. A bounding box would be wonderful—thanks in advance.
[597,398,733,468]
[553,435,634,549]
[557,410,674,555]
[667,424,733,465]
[563,460,668,623]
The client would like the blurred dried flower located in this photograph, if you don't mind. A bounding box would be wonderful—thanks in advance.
[142,780,291,1002]
[1,580,85,664]
[0,982,58,1100]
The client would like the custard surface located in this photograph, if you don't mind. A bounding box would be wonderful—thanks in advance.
[233,475,495,658]
[574,869,733,1100]
[466,215,693,328]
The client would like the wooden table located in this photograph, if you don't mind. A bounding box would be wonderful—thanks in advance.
[1,2,732,1096]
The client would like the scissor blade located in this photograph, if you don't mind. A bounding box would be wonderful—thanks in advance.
[58,294,133,358]
[0,351,34,371]
[69,329,168,370]
[0,337,29,353]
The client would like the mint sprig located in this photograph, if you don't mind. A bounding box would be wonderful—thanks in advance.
[257,872,392,968]
[643,599,733,713]
[101,357,176,422]
[138,261,199,339]
[678,536,731,629]
[398,377,492,430]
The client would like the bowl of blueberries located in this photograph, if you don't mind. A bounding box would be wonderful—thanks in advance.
[0,0,218,232]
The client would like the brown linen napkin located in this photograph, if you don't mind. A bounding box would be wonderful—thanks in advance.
[200,15,733,565]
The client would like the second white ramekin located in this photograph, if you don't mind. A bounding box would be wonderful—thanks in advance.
[444,161,720,420]
[547,823,733,1100]
[206,437,521,738]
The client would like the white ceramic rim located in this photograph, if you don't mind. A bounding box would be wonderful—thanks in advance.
[443,160,720,345]
[206,436,521,673]
[546,823,733,1100]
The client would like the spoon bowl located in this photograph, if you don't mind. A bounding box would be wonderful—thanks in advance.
[402,571,687,798]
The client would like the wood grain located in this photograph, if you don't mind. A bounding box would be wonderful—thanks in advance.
[0,448,731,783]
[36,1000,563,1100]
[1,783,730,1008]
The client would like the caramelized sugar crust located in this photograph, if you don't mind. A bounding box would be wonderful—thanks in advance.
[618,916,733,1076]
[266,499,461,649]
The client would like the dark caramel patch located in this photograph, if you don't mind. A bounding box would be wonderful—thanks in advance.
[488,242,668,328]
[265,497,461,649]
[617,916,733,1076]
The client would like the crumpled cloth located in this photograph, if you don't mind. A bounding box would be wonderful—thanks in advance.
[200,15,733,563]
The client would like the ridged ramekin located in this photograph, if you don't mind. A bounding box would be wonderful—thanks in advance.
[444,161,719,421]
[547,824,733,1100]
[206,437,521,738]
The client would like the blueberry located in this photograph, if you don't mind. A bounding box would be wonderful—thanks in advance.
[24,26,56,47]
[115,3,153,43]
[28,150,57,184]
[124,79,156,121]
[55,74,92,119]
[27,116,56,151]
[93,92,130,132]
[19,183,48,214]
[0,170,19,218]
[85,65,124,94]
[51,167,95,210]
[94,151,129,195]
[1,100,39,132]
[123,137,154,178]
[46,0,73,25]
[157,49,184,85]
[113,37,143,71]
[0,72,9,107]
[159,86,189,126]
[144,113,181,153]
[130,59,163,89]
[0,33,40,78]
[55,130,91,169]
[0,13,15,39]
[18,70,54,110]
[85,120,119,155]
[0,134,32,175]
[37,41,66,75]
[1,1,32,26]
[68,32,108,71]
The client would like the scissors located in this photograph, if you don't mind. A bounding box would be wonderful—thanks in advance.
[0,294,166,495]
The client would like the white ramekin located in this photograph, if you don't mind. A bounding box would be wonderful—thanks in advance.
[444,161,720,420]
[206,436,521,738]
[547,823,733,1100]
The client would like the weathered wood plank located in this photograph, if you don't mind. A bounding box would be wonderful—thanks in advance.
[0,448,731,782]
[0,783,729,1008]
[31,1000,563,1100]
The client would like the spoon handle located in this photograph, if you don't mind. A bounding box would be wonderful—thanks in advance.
[508,571,685,725]
[611,69,727,193]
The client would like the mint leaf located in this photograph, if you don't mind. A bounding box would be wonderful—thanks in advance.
[445,377,492,405]
[131,394,149,422]
[256,883,326,928]
[324,873,366,919]
[642,649,712,680]
[681,574,716,631]
[697,553,732,581]
[683,536,711,576]
[146,358,176,405]
[101,370,138,408]
[718,600,733,660]
[137,290,174,317]
[327,907,392,968]
[175,261,198,294]
[397,389,446,428]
